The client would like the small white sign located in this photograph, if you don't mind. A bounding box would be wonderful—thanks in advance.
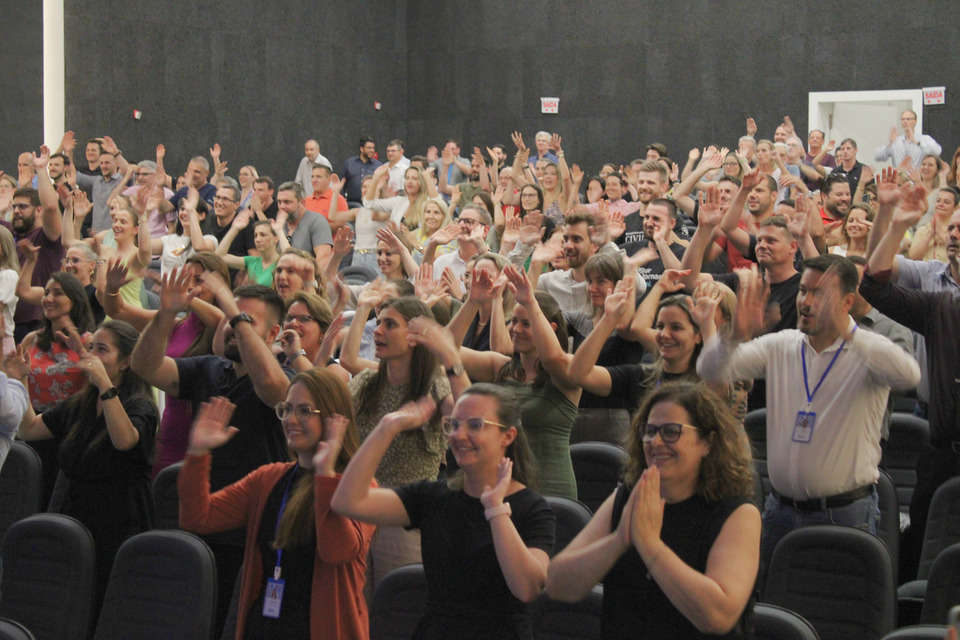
[923,86,945,105]
[541,97,559,114]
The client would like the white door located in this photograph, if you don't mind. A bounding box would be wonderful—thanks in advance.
[829,101,909,167]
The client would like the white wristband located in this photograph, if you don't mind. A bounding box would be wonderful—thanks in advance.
[484,503,512,521]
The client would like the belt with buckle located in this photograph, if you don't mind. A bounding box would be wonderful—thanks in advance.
[773,485,873,512]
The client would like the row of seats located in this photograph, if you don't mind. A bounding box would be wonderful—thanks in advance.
[0,515,216,640]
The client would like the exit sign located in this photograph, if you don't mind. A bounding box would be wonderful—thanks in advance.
[923,87,945,105]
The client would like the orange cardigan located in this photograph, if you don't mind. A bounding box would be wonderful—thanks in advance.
[178,454,376,640]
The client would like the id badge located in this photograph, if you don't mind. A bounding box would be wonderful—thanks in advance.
[792,411,816,443]
[262,577,285,618]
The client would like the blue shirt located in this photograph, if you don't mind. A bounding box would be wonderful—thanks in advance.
[341,156,381,203]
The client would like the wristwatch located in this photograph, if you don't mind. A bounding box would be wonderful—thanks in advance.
[446,363,464,377]
[229,312,253,329]
[292,349,307,359]
[100,387,119,401]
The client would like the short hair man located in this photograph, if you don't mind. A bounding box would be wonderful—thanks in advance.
[250,177,279,220]
[206,184,257,265]
[341,137,381,207]
[132,277,294,627]
[875,109,942,168]
[294,139,332,197]
[11,149,63,341]
[429,204,491,283]
[819,174,852,247]
[123,160,175,240]
[384,139,411,194]
[74,135,129,235]
[431,139,471,202]
[803,130,837,191]
[529,131,559,169]
[831,138,865,195]
[618,160,669,246]
[621,198,686,293]
[699,255,920,568]
[276,181,333,269]
[303,164,349,231]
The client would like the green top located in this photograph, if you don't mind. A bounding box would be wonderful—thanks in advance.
[499,378,579,499]
[243,255,277,287]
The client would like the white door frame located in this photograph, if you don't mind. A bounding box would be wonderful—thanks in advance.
[808,89,925,135]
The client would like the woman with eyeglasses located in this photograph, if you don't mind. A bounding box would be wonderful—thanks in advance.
[409,265,581,499]
[547,382,760,639]
[276,291,349,384]
[179,369,375,640]
[333,383,555,639]
[18,242,106,326]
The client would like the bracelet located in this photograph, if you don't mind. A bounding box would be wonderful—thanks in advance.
[100,387,118,401]
[484,503,512,521]
[106,290,122,297]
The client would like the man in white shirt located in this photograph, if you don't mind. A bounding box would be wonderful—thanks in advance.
[697,255,920,567]
[384,139,410,194]
[875,109,941,168]
[294,139,331,197]
[430,204,491,283]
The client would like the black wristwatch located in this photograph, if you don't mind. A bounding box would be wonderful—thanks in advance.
[100,387,119,401]
[229,312,253,329]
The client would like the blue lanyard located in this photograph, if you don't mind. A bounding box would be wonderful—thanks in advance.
[273,463,299,579]
[800,338,847,405]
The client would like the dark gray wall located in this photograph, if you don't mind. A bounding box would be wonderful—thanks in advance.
[61,0,407,181]
[405,0,960,174]
[2,6,44,170]
[5,2,960,180]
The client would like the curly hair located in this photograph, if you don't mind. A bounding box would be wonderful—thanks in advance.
[623,382,754,502]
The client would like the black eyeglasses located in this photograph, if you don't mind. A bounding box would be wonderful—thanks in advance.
[442,416,509,436]
[283,314,316,325]
[275,402,322,421]
[639,422,706,443]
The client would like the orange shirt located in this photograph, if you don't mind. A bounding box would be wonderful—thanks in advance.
[304,189,348,220]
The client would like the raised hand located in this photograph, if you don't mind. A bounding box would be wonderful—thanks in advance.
[740,167,764,192]
[602,278,631,320]
[656,269,691,294]
[104,256,133,293]
[60,130,76,155]
[511,131,526,152]
[630,467,665,555]
[407,316,460,366]
[518,211,545,246]
[332,226,354,257]
[698,184,722,228]
[467,266,496,305]
[501,210,521,247]
[782,115,795,136]
[690,294,720,333]
[732,266,769,342]
[745,117,757,137]
[429,223,461,247]
[551,133,563,154]
[531,238,562,266]
[569,164,584,185]
[72,190,92,221]
[1,345,30,381]
[329,173,343,192]
[187,396,238,454]
[414,262,437,299]
[100,136,120,156]
[688,148,701,162]
[79,352,112,392]
[503,263,535,306]
[16,239,39,264]
[480,458,514,509]
[440,267,462,301]
[313,414,349,477]
[33,146,51,171]
[426,145,439,162]
[380,395,438,434]
[786,196,810,238]
[231,209,251,230]
[159,265,198,314]
[876,167,901,208]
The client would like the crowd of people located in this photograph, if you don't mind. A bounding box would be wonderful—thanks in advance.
[0,111,955,638]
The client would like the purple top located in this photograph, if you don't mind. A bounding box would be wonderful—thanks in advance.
[14,226,64,325]
[152,313,206,478]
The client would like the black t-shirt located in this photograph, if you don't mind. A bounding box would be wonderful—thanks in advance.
[175,355,293,492]
[714,270,801,334]
[567,311,646,410]
[605,365,696,414]
[621,239,687,294]
[394,480,555,639]
[831,161,864,195]
[603,484,754,639]
[616,211,693,247]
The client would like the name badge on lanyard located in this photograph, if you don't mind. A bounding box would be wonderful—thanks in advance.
[795,336,848,445]
[262,464,298,619]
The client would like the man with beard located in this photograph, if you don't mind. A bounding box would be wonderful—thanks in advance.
[11,148,63,342]
[46,153,72,191]
[699,256,919,569]
[341,137,381,208]
[621,199,685,293]
[276,182,333,269]
[617,160,667,246]
[132,277,293,636]
[74,135,128,235]
[820,173,852,247]
[531,211,626,315]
